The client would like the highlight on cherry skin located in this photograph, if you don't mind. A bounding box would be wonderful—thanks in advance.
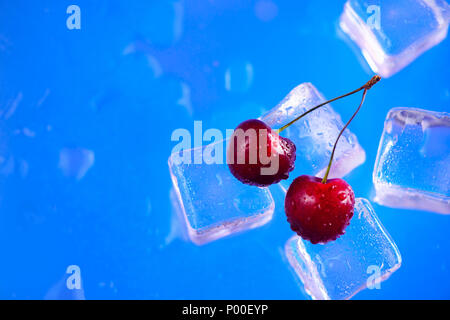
[285,175,355,244]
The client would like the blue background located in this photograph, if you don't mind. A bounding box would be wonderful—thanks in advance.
[0,0,449,299]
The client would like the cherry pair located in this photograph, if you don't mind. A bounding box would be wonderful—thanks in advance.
[227,76,381,244]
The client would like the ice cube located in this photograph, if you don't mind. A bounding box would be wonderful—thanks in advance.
[168,139,275,245]
[285,198,402,300]
[339,0,450,78]
[373,107,450,214]
[261,83,366,192]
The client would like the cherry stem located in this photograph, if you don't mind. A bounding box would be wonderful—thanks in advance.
[321,88,367,184]
[275,75,381,134]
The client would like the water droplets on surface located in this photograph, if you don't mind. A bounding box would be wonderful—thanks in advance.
[59,148,95,180]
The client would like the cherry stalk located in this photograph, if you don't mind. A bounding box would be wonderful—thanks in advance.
[284,76,380,244]
[276,75,381,134]
[228,75,380,188]
[321,75,380,183]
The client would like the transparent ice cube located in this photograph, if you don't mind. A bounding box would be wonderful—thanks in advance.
[285,198,401,300]
[373,107,450,214]
[261,83,366,192]
[339,0,450,77]
[168,139,275,245]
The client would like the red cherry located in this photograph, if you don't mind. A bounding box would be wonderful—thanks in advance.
[285,175,355,244]
[227,119,296,187]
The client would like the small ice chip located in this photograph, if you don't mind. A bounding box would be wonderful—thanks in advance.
[168,139,275,245]
[59,147,95,180]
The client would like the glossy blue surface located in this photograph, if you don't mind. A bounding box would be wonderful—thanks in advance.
[0,0,449,299]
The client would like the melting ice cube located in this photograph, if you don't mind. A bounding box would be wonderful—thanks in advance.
[168,139,275,245]
[59,147,95,180]
[373,107,450,214]
[339,0,450,77]
[285,198,401,300]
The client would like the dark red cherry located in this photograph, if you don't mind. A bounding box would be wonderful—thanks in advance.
[285,175,355,244]
[227,119,296,187]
